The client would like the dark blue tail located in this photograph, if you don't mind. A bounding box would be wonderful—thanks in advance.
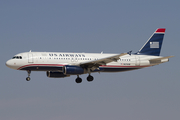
[137,28,165,56]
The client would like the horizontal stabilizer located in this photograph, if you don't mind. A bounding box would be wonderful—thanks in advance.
[149,56,174,64]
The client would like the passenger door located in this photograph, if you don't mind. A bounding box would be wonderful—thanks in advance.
[28,53,34,63]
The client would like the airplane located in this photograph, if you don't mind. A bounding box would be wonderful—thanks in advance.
[6,28,174,83]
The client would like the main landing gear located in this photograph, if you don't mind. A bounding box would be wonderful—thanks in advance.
[75,74,94,83]
[75,75,82,83]
[26,70,31,81]
[87,75,94,82]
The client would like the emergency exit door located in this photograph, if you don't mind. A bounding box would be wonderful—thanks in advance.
[135,56,140,66]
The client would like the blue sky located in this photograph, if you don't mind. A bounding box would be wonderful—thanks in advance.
[0,0,179,120]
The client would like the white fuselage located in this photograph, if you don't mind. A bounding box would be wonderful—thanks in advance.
[6,51,167,73]
[5,28,172,83]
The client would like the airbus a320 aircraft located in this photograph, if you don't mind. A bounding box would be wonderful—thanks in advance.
[6,28,173,83]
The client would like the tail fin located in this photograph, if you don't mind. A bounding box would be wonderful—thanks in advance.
[137,28,166,56]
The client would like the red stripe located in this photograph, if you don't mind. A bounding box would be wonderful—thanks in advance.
[100,65,150,68]
[155,28,166,33]
[18,64,64,70]
[18,64,151,70]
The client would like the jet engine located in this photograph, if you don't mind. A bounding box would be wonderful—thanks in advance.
[63,65,85,75]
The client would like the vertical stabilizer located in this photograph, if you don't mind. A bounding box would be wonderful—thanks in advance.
[138,28,165,56]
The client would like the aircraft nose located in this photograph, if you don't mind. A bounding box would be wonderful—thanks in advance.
[6,60,11,67]
[6,60,15,69]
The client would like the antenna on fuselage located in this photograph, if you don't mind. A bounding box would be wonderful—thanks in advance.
[127,50,132,55]
[29,50,32,52]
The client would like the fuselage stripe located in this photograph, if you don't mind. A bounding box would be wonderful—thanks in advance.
[17,64,151,70]
[17,64,65,70]
[100,65,150,68]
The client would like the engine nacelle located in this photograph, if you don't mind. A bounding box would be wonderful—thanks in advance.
[63,65,85,75]
[46,71,70,78]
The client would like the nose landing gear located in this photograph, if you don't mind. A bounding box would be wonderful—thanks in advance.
[26,70,31,81]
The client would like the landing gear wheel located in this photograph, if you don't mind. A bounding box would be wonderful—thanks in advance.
[75,77,82,83]
[26,77,31,81]
[87,75,94,82]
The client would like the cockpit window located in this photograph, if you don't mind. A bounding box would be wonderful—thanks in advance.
[12,56,22,59]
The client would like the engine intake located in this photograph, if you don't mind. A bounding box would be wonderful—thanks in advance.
[63,65,85,75]
[46,71,70,78]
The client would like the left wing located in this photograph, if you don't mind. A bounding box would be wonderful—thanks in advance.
[79,53,127,70]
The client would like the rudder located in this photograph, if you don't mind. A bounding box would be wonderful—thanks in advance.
[137,28,166,56]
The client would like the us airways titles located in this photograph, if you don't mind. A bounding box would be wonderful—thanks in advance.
[49,53,86,57]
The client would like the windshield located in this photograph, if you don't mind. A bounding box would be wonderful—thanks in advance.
[12,56,22,59]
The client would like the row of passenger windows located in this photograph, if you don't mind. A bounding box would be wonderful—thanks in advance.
[11,56,131,61]
[38,57,130,61]
[12,56,22,59]
[120,59,131,61]
[39,57,93,60]
[11,55,131,61]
